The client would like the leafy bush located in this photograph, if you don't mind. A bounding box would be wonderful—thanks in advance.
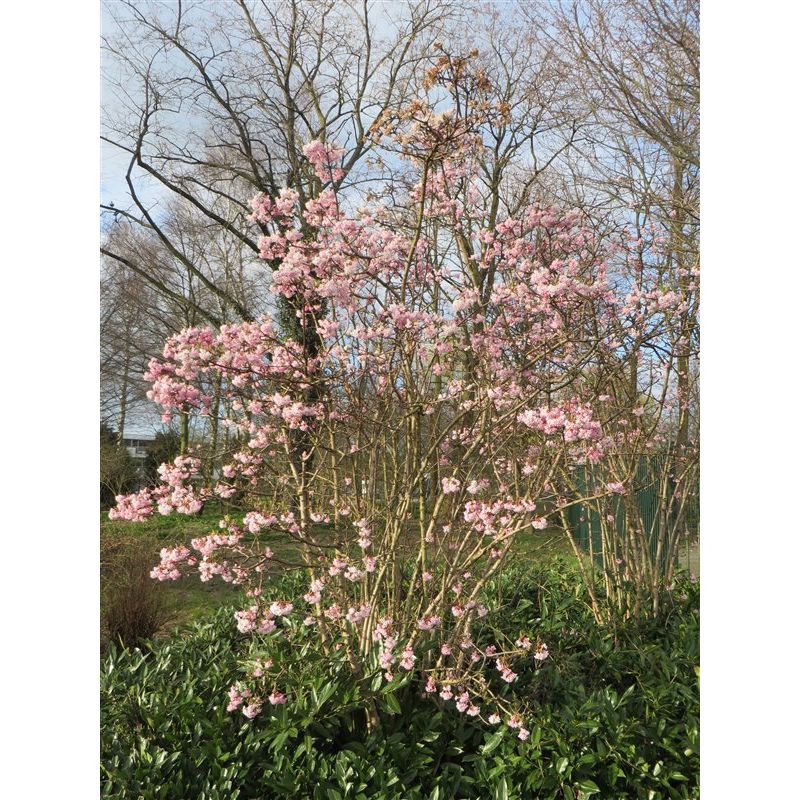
[100,424,139,508]
[101,563,699,799]
[143,430,182,485]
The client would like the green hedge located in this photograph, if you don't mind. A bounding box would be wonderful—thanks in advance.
[101,562,699,799]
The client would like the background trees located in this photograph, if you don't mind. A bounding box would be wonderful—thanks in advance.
[101,0,699,597]
[101,1,698,451]
[100,423,138,507]
[101,0,454,330]
[553,0,699,449]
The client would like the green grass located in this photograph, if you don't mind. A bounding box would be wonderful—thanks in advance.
[103,505,237,630]
[508,526,575,562]
[103,504,239,543]
[101,503,578,631]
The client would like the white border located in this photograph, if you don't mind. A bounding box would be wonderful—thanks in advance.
[2,2,99,796]
[703,0,800,796]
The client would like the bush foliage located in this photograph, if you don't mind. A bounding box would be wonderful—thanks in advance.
[100,424,139,509]
[101,562,699,799]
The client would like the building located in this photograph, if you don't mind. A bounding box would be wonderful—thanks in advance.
[121,433,156,463]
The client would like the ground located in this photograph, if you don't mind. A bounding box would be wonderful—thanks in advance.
[101,504,697,634]
[101,506,576,629]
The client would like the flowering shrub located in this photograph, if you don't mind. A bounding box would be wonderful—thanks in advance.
[110,57,694,732]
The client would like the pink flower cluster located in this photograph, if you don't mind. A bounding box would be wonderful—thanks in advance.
[227,682,287,720]
[303,140,346,183]
[463,498,538,539]
[234,604,279,635]
[108,489,155,522]
[441,477,461,494]
[249,187,299,225]
[150,546,191,581]
[518,402,602,442]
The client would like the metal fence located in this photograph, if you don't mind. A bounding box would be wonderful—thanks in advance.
[565,455,699,569]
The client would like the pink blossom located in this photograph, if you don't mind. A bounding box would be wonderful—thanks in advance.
[328,558,348,576]
[496,659,518,683]
[304,578,325,604]
[108,489,155,522]
[268,691,287,706]
[345,604,371,624]
[242,701,263,719]
[150,545,194,581]
[269,600,293,617]
[441,477,461,494]
[379,649,395,670]
[257,617,277,635]
[227,685,245,712]
[344,565,365,582]
[302,139,346,183]
[399,646,417,671]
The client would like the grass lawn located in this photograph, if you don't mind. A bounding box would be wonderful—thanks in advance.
[103,506,273,630]
[101,504,577,633]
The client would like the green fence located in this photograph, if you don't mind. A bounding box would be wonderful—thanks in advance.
[565,455,699,569]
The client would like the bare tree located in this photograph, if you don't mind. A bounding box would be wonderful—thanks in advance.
[550,0,700,447]
[101,0,699,548]
[101,0,455,331]
[101,194,271,450]
[100,240,164,438]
